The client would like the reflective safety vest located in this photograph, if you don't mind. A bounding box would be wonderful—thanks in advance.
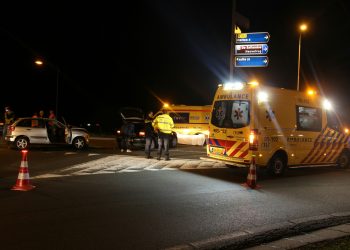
[152,114,174,134]
[4,111,15,125]
[32,115,39,127]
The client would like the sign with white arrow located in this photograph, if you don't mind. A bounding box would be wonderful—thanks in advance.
[236,32,270,44]
[235,56,269,67]
[234,31,270,67]
[235,44,268,55]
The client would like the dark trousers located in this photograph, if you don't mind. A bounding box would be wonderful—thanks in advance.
[120,136,132,150]
[145,136,154,156]
[157,132,170,158]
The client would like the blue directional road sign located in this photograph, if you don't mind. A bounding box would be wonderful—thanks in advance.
[236,32,270,44]
[235,44,268,55]
[235,56,269,67]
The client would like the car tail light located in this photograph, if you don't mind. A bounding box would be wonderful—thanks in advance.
[249,129,258,151]
[139,131,145,137]
[8,125,15,133]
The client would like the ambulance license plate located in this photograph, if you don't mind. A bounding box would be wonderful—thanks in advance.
[209,146,225,155]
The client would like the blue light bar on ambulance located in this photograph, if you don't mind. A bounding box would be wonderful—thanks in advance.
[223,82,245,90]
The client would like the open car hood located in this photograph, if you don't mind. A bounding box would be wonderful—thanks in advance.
[120,107,144,121]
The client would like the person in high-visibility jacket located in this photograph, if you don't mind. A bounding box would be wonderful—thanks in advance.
[152,111,174,160]
[3,106,15,141]
[144,111,155,159]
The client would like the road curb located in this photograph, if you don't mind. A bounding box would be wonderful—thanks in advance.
[166,212,350,250]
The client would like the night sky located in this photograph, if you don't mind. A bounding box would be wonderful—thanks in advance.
[1,0,350,131]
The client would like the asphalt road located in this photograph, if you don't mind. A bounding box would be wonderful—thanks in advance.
[1,138,350,249]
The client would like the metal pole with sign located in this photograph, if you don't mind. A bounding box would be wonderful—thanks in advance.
[229,0,250,79]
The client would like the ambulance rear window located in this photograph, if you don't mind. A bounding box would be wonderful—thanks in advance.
[211,100,250,128]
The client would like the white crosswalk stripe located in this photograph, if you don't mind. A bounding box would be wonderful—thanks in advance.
[33,155,226,179]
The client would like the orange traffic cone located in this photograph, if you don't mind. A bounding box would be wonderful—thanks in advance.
[12,150,35,191]
[241,157,261,189]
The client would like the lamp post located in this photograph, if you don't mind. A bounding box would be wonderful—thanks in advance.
[297,23,307,91]
[35,59,60,117]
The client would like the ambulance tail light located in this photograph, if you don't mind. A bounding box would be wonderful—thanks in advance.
[249,129,258,151]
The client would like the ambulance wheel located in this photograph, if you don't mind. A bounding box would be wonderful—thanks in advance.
[337,151,350,168]
[267,153,287,176]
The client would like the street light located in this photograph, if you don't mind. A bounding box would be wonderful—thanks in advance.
[297,23,308,91]
[35,59,60,118]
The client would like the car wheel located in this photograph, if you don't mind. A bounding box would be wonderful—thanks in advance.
[267,153,287,176]
[72,137,86,150]
[337,151,350,168]
[15,136,29,150]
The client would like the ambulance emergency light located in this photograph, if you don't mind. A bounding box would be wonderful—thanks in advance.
[323,99,333,110]
[257,91,268,103]
[223,81,244,90]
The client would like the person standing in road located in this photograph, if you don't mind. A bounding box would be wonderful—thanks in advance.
[31,112,39,127]
[2,106,15,141]
[48,110,57,141]
[152,110,174,161]
[48,110,56,120]
[38,110,46,128]
[120,120,135,153]
[144,111,155,159]
[39,110,45,118]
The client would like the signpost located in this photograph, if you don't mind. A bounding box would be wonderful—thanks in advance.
[234,32,270,68]
[235,44,268,55]
[236,32,270,44]
[235,56,269,67]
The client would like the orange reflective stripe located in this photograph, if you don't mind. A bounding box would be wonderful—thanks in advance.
[302,127,332,164]
[226,141,249,158]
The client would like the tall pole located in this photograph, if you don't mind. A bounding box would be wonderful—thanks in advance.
[56,68,60,118]
[297,32,302,91]
[229,0,236,81]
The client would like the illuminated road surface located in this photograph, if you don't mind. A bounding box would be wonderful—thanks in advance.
[1,141,350,249]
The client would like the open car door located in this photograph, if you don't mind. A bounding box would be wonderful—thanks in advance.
[62,117,72,144]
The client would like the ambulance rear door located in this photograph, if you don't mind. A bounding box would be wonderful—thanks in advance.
[224,100,250,161]
[209,99,250,161]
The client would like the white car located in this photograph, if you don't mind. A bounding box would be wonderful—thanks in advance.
[5,117,89,150]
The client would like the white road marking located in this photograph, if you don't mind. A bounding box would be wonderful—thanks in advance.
[33,155,226,179]
[88,153,100,156]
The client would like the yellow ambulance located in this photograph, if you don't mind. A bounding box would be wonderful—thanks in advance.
[161,104,211,136]
[207,81,350,176]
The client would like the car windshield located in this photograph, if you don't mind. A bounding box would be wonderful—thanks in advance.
[120,108,144,120]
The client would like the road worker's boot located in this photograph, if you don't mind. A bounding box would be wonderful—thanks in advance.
[157,153,161,161]
[165,154,170,161]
